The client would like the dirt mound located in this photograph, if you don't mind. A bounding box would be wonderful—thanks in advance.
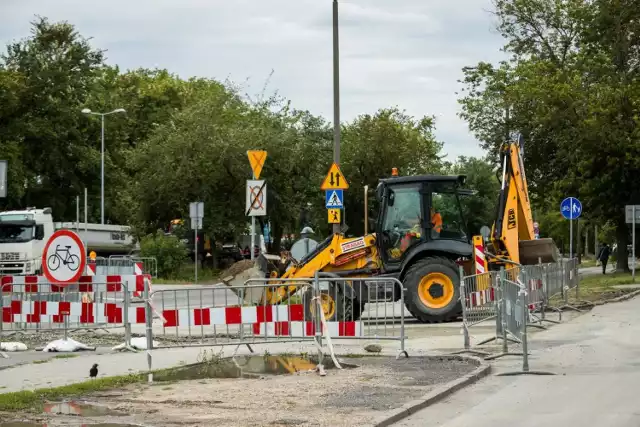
[221,259,255,278]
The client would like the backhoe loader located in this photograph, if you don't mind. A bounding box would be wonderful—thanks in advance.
[237,136,558,323]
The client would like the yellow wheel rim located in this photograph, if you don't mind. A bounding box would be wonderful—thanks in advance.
[311,294,335,319]
[418,273,455,309]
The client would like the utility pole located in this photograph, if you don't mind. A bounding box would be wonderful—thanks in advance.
[332,0,341,235]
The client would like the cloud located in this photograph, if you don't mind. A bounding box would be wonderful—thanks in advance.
[0,0,508,160]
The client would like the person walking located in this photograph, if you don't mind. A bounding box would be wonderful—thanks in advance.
[597,243,611,275]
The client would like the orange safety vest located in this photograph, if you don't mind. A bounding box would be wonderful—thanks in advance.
[431,212,442,233]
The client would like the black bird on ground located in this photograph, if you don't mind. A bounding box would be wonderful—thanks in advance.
[89,363,99,379]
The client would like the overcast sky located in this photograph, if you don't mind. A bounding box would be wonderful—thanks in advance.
[0,0,507,160]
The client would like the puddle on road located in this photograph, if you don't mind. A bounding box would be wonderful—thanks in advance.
[154,355,356,382]
[43,400,126,417]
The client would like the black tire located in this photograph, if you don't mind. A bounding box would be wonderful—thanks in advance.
[47,254,60,271]
[303,283,363,322]
[67,254,80,271]
[403,256,462,323]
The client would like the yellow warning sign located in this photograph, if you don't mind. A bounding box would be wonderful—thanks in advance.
[320,162,349,190]
[328,208,341,224]
[247,150,267,179]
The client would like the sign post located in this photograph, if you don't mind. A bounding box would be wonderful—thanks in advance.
[0,160,6,199]
[247,150,268,261]
[561,197,582,259]
[625,205,640,281]
[189,202,204,283]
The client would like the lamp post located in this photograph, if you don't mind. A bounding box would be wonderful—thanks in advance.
[81,108,126,224]
[332,0,341,234]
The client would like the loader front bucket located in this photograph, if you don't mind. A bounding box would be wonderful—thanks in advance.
[518,238,559,265]
[220,264,269,306]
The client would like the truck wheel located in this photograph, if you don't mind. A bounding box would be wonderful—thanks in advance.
[303,284,363,322]
[403,256,461,323]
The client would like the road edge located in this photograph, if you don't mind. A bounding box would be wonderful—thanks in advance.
[371,355,491,427]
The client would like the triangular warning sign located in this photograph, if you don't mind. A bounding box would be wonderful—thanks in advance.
[321,163,349,190]
[247,150,267,179]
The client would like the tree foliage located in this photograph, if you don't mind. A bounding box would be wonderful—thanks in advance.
[1,17,462,256]
[458,0,640,270]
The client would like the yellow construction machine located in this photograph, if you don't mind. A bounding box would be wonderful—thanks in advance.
[249,136,558,323]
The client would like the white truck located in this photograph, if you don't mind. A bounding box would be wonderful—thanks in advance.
[0,207,138,275]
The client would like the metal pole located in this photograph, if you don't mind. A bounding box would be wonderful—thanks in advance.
[144,278,154,383]
[332,0,341,235]
[76,195,80,233]
[101,114,105,225]
[459,266,470,350]
[569,217,573,260]
[364,185,369,234]
[251,173,256,260]
[84,187,88,235]
[521,274,529,373]
[194,222,198,283]
[633,206,636,281]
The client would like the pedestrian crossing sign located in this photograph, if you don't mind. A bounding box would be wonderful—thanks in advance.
[325,190,344,209]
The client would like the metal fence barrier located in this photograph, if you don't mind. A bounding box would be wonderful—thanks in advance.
[92,256,158,278]
[455,269,499,356]
[142,275,408,360]
[1,279,137,354]
[455,258,579,360]
[490,267,555,376]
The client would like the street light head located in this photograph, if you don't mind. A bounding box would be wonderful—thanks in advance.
[113,108,126,114]
[81,108,92,114]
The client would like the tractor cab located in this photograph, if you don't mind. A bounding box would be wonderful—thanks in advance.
[375,175,474,274]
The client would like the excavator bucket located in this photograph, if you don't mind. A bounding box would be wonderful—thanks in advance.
[518,238,559,265]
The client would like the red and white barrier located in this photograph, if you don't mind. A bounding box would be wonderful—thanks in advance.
[468,288,495,307]
[0,274,150,295]
[252,321,362,337]
[2,300,147,325]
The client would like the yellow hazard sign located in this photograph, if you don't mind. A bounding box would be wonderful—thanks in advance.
[321,162,349,190]
[247,150,267,179]
[328,208,341,224]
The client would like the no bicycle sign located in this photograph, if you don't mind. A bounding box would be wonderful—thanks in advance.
[42,229,87,285]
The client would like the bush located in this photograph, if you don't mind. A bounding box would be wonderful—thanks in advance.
[139,230,189,278]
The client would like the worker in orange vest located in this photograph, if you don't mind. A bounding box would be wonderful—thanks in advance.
[431,208,442,238]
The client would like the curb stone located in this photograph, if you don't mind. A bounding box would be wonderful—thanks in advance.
[371,355,491,427]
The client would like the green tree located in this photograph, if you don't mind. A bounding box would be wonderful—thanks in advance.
[1,17,106,219]
[458,0,640,271]
[340,108,445,236]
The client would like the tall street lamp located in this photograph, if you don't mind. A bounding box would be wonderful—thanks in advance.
[332,0,341,234]
[81,108,126,224]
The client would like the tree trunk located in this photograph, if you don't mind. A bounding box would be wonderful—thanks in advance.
[272,222,283,254]
[615,220,629,272]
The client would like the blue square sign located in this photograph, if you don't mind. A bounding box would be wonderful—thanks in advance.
[325,190,344,209]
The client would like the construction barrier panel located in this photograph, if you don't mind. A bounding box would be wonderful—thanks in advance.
[0,278,140,354]
[456,268,499,356]
[491,267,555,376]
[143,276,408,358]
[456,258,579,355]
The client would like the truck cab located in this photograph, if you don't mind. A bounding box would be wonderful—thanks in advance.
[0,207,52,275]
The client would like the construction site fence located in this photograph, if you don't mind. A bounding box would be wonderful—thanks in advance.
[1,279,137,352]
[92,256,158,278]
[142,276,408,359]
[458,258,579,355]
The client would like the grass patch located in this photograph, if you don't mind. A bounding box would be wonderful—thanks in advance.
[153,263,221,285]
[552,272,638,305]
[54,354,78,360]
[0,373,144,412]
[31,359,49,365]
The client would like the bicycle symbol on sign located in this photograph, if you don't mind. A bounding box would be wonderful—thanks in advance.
[47,244,80,272]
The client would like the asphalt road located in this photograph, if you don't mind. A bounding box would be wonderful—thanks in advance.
[395,287,640,427]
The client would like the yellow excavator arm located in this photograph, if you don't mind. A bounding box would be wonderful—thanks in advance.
[489,136,557,265]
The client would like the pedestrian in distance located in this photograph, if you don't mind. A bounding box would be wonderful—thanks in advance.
[89,363,98,379]
[597,243,611,275]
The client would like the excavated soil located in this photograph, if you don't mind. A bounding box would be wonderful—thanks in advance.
[3,356,479,427]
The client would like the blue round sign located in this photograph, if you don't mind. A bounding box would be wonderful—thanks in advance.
[561,197,582,220]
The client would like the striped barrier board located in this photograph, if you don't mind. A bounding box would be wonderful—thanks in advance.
[0,274,151,295]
